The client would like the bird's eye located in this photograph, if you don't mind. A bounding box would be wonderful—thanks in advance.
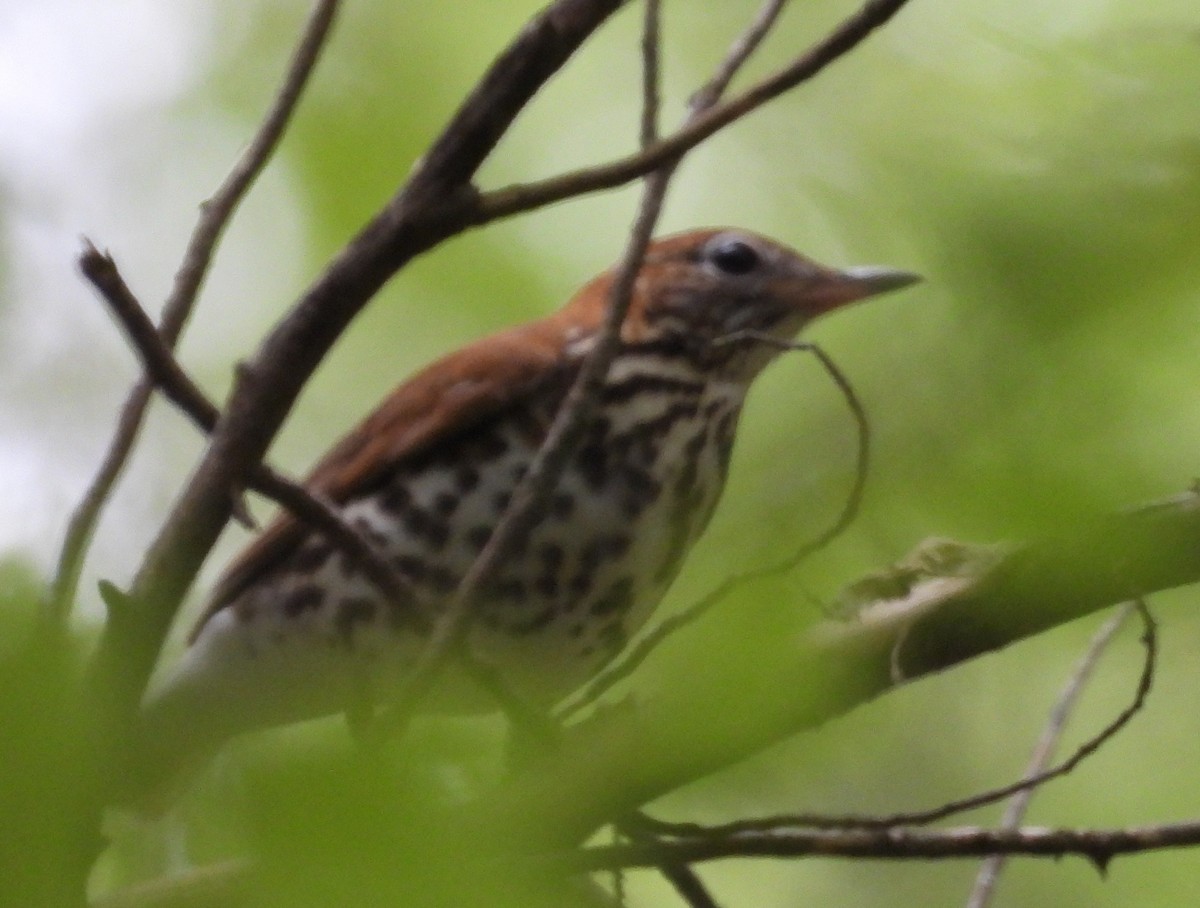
[705,239,760,275]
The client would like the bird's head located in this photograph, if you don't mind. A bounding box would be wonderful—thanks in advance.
[567,228,920,380]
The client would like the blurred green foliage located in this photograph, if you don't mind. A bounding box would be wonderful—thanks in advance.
[3,0,1200,905]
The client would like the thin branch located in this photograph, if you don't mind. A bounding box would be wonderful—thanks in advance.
[617,813,720,908]
[45,0,341,626]
[476,0,912,222]
[657,863,720,908]
[965,601,1140,908]
[640,0,662,148]
[688,0,789,113]
[560,337,868,716]
[79,245,424,629]
[569,818,1200,872]
[629,601,1156,839]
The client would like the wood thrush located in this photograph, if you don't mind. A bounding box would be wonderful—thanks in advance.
[134,228,917,791]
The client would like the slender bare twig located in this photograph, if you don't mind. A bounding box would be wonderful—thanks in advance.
[569,817,1200,872]
[640,0,662,148]
[477,0,912,221]
[560,336,867,716]
[46,0,341,626]
[79,244,424,629]
[689,0,789,113]
[965,601,1140,908]
[617,813,720,908]
[627,602,1156,840]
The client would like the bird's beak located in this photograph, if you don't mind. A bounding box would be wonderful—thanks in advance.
[810,265,922,313]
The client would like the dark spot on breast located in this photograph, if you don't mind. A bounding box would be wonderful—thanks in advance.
[282,585,324,617]
[428,567,457,594]
[569,566,595,599]
[535,574,559,598]
[392,553,428,583]
[509,603,558,634]
[590,577,634,617]
[403,507,449,550]
[292,540,333,572]
[492,491,511,514]
[466,524,493,552]
[539,542,564,571]
[434,492,459,517]
[378,483,411,515]
[675,430,709,496]
[595,621,628,656]
[550,493,575,519]
[492,578,526,601]
[620,467,662,516]
[334,596,377,643]
[581,535,630,571]
[578,420,611,489]
[456,464,480,493]
[471,432,509,461]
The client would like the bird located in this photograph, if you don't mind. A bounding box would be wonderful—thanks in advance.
[132,228,918,797]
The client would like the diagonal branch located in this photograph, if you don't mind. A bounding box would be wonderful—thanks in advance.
[568,818,1200,871]
[79,244,423,628]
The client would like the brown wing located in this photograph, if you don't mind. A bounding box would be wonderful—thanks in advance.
[188,313,583,643]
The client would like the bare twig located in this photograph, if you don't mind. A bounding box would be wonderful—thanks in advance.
[560,337,867,716]
[46,0,341,626]
[477,0,912,221]
[965,601,1141,908]
[640,0,662,148]
[79,244,424,629]
[625,602,1156,840]
[617,813,720,908]
[569,817,1200,872]
[689,0,789,113]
